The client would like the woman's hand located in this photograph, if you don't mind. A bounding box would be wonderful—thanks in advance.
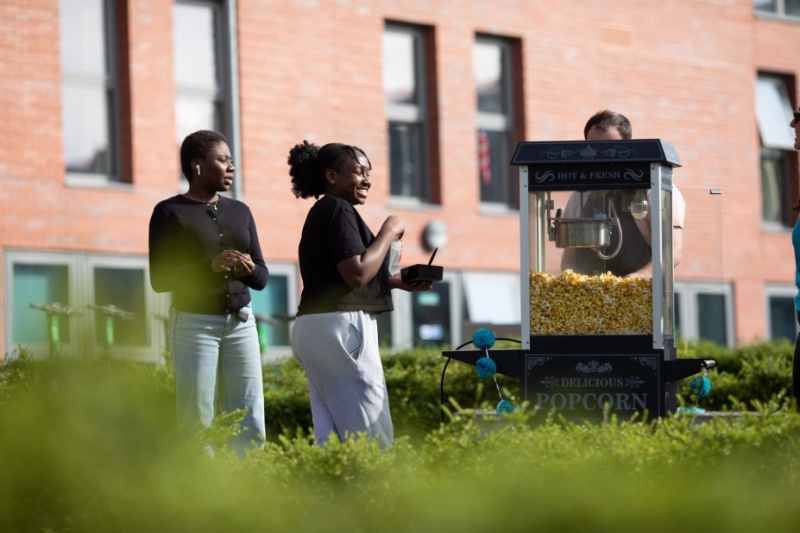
[339,215,407,289]
[211,250,254,275]
[389,273,433,292]
[378,215,405,242]
[232,254,255,277]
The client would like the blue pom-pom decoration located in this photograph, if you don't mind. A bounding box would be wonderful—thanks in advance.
[689,375,712,398]
[472,328,496,349]
[496,400,516,418]
[676,406,706,415]
[476,356,497,379]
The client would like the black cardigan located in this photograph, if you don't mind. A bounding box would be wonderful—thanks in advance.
[148,195,269,314]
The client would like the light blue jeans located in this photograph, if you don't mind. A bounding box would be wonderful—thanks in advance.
[169,304,266,456]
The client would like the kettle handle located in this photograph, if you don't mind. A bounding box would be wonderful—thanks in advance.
[596,201,623,260]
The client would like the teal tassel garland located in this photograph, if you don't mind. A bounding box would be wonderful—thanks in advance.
[476,356,497,379]
[689,375,711,398]
[472,328,496,349]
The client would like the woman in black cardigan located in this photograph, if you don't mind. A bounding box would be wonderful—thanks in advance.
[149,130,268,456]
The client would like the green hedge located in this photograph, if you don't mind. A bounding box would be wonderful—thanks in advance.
[263,345,520,439]
[2,352,800,532]
[4,338,797,440]
[0,344,800,533]
[265,339,797,437]
[674,338,794,411]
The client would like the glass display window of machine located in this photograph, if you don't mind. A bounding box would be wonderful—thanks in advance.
[514,139,679,349]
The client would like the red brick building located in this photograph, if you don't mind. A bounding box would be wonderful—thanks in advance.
[2,0,799,361]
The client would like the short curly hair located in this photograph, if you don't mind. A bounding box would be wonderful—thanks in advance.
[179,130,228,182]
[583,110,632,140]
[288,140,370,199]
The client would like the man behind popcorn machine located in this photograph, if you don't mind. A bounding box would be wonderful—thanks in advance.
[560,110,686,278]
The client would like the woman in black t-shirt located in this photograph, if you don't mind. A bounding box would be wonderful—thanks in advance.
[288,140,431,447]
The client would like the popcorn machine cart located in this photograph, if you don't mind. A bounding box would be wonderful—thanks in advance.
[444,139,715,422]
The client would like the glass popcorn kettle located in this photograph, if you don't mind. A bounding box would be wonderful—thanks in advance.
[548,190,624,261]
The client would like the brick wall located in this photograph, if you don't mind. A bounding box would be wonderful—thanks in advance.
[1,0,799,348]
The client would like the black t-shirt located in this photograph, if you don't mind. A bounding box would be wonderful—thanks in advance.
[571,192,651,277]
[297,195,393,315]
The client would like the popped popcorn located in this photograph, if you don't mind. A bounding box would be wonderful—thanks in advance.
[530,270,652,335]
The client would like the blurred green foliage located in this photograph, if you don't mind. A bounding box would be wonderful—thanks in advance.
[265,338,797,436]
[675,338,794,411]
[1,340,799,531]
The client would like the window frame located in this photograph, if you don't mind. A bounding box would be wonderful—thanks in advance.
[410,280,453,347]
[754,0,800,19]
[764,284,798,341]
[249,261,298,362]
[761,146,793,228]
[390,269,525,351]
[674,281,735,347]
[85,254,160,360]
[5,251,81,358]
[387,269,461,349]
[4,250,166,362]
[61,0,123,187]
[173,0,239,194]
[462,270,520,326]
[383,22,433,205]
[756,73,798,229]
[475,35,518,210]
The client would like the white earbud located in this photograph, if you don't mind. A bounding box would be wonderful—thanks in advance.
[195,164,201,175]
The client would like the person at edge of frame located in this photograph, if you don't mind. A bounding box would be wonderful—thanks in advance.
[287,140,433,448]
[559,109,686,278]
[790,106,800,405]
[148,129,268,458]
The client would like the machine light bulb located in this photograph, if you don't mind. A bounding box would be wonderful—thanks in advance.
[630,190,649,220]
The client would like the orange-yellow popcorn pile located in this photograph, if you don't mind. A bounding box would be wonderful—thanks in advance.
[529,270,652,335]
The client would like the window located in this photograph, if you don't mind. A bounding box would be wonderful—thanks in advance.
[12,264,72,347]
[475,36,518,208]
[5,251,165,361]
[173,0,231,181]
[412,283,452,346]
[60,0,120,182]
[674,282,734,346]
[384,272,460,350]
[766,286,797,341]
[462,272,520,326]
[383,24,434,203]
[377,310,394,348]
[92,266,148,348]
[381,270,524,351]
[756,74,797,228]
[755,0,800,17]
[249,262,298,360]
